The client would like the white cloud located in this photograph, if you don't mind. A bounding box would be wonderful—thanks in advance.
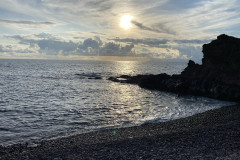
[99,42,134,56]
[2,32,213,60]
[176,0,240,38]
[0,19,54,25]
[4,33,136,57]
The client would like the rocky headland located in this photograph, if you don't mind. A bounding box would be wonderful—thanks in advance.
[109,34,240,102]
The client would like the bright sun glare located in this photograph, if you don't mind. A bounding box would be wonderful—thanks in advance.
[120,15,133,29]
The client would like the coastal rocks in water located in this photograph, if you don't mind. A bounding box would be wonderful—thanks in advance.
[75,73,102,80]
[108,34,240,102]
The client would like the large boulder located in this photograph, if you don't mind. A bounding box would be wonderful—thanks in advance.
[202,34,240,74]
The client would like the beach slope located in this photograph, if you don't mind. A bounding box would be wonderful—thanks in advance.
[1,104,240,159]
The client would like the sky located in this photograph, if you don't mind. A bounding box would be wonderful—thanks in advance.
[0,0,240,62]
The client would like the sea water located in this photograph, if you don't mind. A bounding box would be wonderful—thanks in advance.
[0,59,233,146]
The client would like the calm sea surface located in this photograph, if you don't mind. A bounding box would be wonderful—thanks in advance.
[0,59,233,146]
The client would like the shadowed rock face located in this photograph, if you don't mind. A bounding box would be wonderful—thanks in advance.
[109,34,240,102]
[202,34,240,73]
[181,34,240,87]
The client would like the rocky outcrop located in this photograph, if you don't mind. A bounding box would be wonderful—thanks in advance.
[202,34,240,73]
[109,34,240,102]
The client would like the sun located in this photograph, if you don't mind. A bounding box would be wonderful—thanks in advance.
[120,15,133,29]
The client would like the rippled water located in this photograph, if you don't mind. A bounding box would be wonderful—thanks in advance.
[0,59,233,146]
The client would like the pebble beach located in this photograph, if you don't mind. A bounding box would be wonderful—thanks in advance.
[1,104,239,159]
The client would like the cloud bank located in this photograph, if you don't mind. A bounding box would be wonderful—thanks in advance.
[0,33,210,61]
[2,34,136,58]
[0,19,54,25]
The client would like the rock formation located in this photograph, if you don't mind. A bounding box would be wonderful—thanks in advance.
[202,34,240,73]
[109,34,240,102]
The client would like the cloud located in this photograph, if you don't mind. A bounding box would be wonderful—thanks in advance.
[0,19,54,25]
[1,0,239,37]
[112,38,168,47]
[0,45,3,52]
[85,0,113,12]
[37,40,77,55]
[34,33,56,39]
[176,0,240,37]
[5,32,211,61]
[76,38,135,56]
[131,20,161,33]
[99,42,134,56]
[132,20,176,35]
[75,37,102,55]
[174,39,211,44]
[112,37,210,47]
[90,32,106,36]
[136,47,180,59]
[7,34,78,55]
[153,0,198,12]
[80,37,102,50]
[111,37,208,61]
[7,33,135,57]
[0,0,240,62]
[0,44,37,58]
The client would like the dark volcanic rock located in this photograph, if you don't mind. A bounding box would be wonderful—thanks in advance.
[108,34,240,102]
[202,34,240,73]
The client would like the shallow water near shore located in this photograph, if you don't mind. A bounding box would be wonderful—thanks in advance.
[0,59,234,146]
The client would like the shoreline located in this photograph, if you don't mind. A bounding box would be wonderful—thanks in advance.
[1,104,240,159]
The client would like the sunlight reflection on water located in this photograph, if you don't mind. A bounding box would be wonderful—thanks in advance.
[0,59,234,146]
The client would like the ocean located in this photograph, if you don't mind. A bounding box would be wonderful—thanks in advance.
[0,59,233,146]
